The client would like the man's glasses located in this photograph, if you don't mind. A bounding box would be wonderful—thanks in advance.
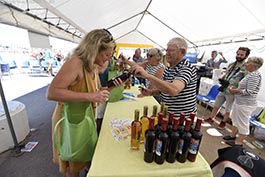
[103,28,113,43]
[166,49,176,53]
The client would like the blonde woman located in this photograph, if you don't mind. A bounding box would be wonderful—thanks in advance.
[47,29,122,177]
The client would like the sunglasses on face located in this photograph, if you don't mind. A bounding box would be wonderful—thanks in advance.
[147,53,154,58]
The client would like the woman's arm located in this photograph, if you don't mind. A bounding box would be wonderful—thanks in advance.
[120,54,148,68]
[46,57,110,103]
[131,65,185,96]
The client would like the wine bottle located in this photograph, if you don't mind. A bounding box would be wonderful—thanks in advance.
[178,112,186,136]
[189,112,196,130]
[154,112,164,137]
[144,117,156,163]
[187,118,203,162]
[131,109,142,150]
[107,71,131,88]
[140,106,149,143]
[167,111,174,136]
[155,118,168,164]
[163,106,168,118]
[131,75,135,86]
[176,118,192,163]
[152,105,158,126]
[166,117,180,163]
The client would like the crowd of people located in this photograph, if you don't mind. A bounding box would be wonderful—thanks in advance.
[35,46,64,76]
[0,45,65,77]
[204,47,251,129]
[46,28,264,177]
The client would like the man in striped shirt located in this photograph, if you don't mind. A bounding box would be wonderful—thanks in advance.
[130,37,197,117]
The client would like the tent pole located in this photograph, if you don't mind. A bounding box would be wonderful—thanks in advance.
[0,79,19,149]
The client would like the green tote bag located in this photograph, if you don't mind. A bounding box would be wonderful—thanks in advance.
[54,101,98,162]
[53,67,98,162]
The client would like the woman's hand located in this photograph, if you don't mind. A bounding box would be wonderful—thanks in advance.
[107,78,124,90]
[119,53,135,67]
[93,89,110,103]
[119,53,128,62]
[228,86,238,94]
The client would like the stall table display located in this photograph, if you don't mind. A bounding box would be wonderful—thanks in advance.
[88,86,213,177]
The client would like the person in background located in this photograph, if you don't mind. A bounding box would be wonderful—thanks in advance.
[132,48,145,63]
[45,46,56,76]
[132,48,146,85]
[36,51,45,66]
[46,29,122,177]
[121,48,165,103]
[204,47,250,129]
[205,50,227,78]
[223,56,263,146]
[129,37,197,117]
[98,59,110,87]
[207,50,227,69]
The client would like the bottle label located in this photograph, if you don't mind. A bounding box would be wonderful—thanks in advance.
[178,139,184,154]
[188,138,200,154]
[155,139,162,156]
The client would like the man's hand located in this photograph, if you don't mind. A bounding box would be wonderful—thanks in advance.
[129,65,148,78]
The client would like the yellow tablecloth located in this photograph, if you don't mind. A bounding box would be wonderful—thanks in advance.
[88,85,213,177]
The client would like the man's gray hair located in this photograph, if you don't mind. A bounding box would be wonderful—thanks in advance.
[167,37,188,52]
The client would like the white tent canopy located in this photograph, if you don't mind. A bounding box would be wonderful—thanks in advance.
[1,0,265,48]
[1,0,265,103]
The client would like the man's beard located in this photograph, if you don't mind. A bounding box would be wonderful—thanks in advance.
[236,57,246,63]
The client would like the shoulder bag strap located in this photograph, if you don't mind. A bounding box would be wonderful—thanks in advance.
[83,66,91,93]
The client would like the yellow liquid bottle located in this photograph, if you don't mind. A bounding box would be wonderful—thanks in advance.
[140,106,149,143]
[131,109,142,150]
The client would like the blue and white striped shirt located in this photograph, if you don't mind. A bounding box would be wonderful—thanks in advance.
[235,71,262,106]
[160,59,197,117]
[145,63,164,87]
